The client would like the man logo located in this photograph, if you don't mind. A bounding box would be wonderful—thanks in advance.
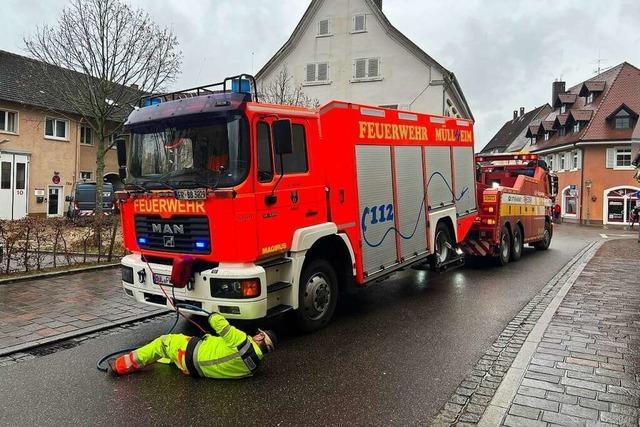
[152,224,184,234]
[163,236,175,248]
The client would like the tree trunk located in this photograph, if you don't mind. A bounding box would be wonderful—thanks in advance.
[95,125,105,216]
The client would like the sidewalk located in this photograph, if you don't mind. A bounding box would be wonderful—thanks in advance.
[0,268,167,356]
[482,239,640,426]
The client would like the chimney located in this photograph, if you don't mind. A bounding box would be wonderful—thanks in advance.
[372,0,382,9]
[130,83,139,90]
[520,107,525,117]
[552,80,565,105]
[513,110,518,121]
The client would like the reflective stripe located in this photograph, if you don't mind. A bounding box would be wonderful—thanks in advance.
[130,352,141,369]
[193,340,205,377]
[219,325,231,337]
[123,354,132,370]
[198,351,241,367]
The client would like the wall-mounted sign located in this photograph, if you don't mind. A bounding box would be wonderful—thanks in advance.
[52,175,60,184]
[34,189,45,196]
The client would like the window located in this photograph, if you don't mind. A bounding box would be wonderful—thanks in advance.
[352,14,366,32]
[547,155,554,171]
[559,128,566,137]
[586,93,594,104]
[353,58,381,81]
[560,105,566,114]
[563,187,577,217]
[257,122,273,183]
[573,122,580,133]
[80,125,92,145]
[559,153,566,171]
[305,63,330,84]
[1,161,10,189]
[0,109,17,133]
[614,110,631,129]
[15,163,25,190]
[604,187,639,224]
[45,117,68,140]
[318,19,331,36]
[572,151,579,170]
[616,148,632,167]
[544,132,549,141]
[275,124,308,174]
[80,171,92,181]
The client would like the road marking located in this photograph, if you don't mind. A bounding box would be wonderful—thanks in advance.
[600,233,608,238]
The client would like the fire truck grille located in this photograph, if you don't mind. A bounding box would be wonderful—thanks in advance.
[135,216,211,254]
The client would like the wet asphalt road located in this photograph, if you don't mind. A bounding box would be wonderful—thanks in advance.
[0,225,619,426]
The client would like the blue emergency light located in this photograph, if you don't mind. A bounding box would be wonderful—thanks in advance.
[231,78,251,94]
[194,240,208,249]
[138,237,147,245]
[144,97,162,107]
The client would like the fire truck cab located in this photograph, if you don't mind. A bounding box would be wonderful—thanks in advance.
[116,75,477,331]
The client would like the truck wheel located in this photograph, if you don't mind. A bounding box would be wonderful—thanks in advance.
[433,222,452,267]
[511,225,523,262]
[295,259,338,333]
[534,221,552,250]
[496,225,511,266]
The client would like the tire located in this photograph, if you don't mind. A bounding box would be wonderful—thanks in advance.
[511,224,523,262]
[496,225,511,266]
[295,259,338,333]
[534,221,552,251]
[433,222,453,267]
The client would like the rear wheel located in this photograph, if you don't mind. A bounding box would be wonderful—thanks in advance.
[295,259,338,333]
[511,225,523,262]
[534,221,552,250]
[496,225,511,266]
[433,222,452,267]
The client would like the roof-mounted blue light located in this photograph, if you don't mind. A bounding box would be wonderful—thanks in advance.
[144,97,162,107]
[231,78,252,94]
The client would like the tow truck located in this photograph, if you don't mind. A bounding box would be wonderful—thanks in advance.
[460,153,558,265]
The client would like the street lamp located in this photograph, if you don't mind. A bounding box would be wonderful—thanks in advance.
[585,179,592,225]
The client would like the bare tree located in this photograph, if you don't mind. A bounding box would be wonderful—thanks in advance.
[259,67,320,108]
[25,0,181,214]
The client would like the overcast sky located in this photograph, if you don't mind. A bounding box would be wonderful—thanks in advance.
[2,0,640,149]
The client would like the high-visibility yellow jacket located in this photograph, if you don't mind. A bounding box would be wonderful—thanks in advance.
[191,313,264,379]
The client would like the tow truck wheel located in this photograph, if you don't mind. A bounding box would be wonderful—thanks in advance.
[511,225,523,262]
[295,259,338,333]
[496,225,511,266]
[534,221,552,251]
[433,222,452,267]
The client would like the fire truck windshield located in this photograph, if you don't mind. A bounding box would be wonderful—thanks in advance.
[127,113,249,189]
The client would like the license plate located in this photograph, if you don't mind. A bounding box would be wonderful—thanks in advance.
[153,273,172,286]
[175,189,207,200]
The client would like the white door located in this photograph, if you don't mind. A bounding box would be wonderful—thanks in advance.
[47,185,64,217]
[13,155,28,219]
[0,153,29,220]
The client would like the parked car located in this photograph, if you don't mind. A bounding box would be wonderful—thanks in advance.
[66,182,116,222]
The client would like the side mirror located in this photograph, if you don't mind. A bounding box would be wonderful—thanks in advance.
[272,119,293,155]
[116,138,127,180]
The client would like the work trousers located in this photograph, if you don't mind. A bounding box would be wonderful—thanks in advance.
[134,334,192,374]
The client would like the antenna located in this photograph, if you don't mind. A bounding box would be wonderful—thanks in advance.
[592,50,611,75]
[251,52,255,74]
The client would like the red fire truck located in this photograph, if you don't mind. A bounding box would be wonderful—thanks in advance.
[460,153,557,265]
[115,75,479,331]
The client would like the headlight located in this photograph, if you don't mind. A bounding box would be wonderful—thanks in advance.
[121,266,134,284]
[210,278,261,299]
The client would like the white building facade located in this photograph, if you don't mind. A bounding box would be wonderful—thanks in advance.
[256,0,473,120]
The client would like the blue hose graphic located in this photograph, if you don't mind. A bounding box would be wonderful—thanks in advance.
[361,172,469,248]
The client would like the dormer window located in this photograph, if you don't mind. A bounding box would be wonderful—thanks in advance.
[318,19,331,36]
[559,128,566,137]
[614,110,631,129]
[544,132,550,141]
[573,122,581,133]
[586,92,594,104]
[560,105,566,114]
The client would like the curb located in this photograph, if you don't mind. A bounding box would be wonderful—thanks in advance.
[0,262,120,285]
[0,308,170,357]
[477,240,603,426]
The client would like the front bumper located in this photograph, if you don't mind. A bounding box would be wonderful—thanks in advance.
[120,254,268,319]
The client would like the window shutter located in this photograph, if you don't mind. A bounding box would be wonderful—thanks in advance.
[368,58,379,78]
[306,64,316,82]
[606,147,615,168]
[576,150,582,169]
[317,63,328,81]
[319,19,329,35]
[354,14,365,31]
[355,59,366,79]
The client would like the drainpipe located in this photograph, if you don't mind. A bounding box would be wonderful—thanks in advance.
[579,145,585,225]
